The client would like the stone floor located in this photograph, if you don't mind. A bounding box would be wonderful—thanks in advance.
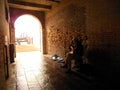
[0,51,111,90]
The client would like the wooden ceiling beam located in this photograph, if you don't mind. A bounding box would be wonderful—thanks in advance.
[47,0,61,3]
[8,0,52,10]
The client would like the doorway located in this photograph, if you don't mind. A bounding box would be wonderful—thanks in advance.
[14,14,43,53]
[13,14,43,71]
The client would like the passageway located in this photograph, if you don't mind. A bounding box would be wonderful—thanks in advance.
[2,51,106,90]
[0,0,120,90]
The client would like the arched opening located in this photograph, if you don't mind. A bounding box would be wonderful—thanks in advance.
[13,14,43,71]
[14,14,43,53]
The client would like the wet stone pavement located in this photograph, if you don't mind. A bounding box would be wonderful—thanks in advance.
[0,51,104,90]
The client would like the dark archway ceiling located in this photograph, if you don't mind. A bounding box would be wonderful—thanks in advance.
[8,0,61,11]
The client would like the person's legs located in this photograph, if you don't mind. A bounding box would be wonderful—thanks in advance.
[75,55,83,66]
[61,54,72,67]
[65,54,75,73]
[61,54,74,68]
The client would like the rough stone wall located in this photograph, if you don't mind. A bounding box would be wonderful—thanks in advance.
[46,4,86,57]
[46,0,120,82]
[46,0,120,62]
[9,8,47,53]
[85,0,120,63]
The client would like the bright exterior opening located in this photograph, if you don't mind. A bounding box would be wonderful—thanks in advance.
[14,14,43,53]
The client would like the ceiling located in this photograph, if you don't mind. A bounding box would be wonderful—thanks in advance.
[8,0,61,11]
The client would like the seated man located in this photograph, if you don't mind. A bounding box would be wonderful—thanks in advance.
[61,38,84,73]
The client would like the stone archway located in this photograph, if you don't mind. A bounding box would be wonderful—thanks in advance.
[14,14,43,53]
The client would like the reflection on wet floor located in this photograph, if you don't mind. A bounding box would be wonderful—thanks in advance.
[1,51,103,90]
[16,51,44,90]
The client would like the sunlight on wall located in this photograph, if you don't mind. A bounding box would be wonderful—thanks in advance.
[14,14,42,50]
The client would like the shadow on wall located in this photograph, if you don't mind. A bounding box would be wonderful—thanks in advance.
[87,48,111,64]
[86,48,120,88]
[86,49,111,80]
